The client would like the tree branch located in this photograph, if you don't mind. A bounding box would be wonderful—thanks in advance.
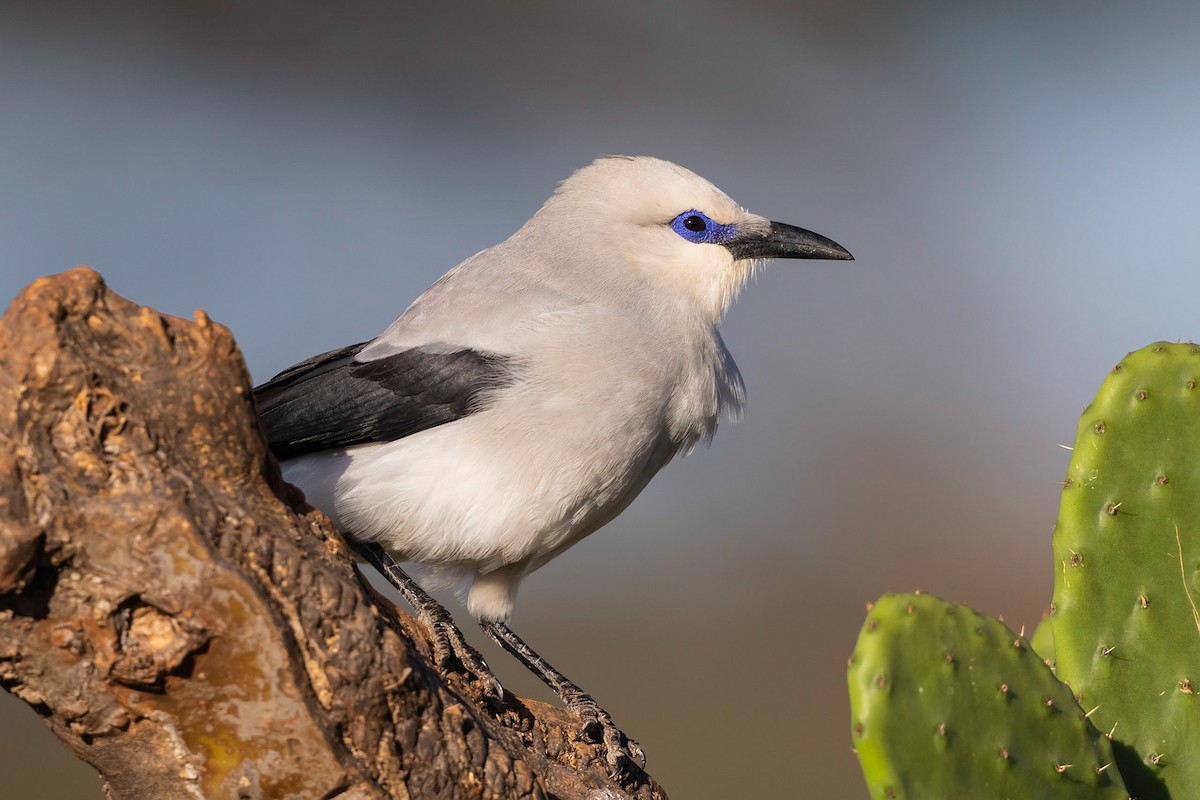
[0,267,666,800]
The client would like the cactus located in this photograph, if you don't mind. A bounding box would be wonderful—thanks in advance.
[847,342,1200,798]
[849,592,1127,799]
[1051,342,1200,800]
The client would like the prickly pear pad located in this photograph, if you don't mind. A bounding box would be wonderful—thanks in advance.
[1053,341,1200,798]
[849,593,1127,799]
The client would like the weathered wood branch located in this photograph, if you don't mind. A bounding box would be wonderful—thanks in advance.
[0,268,666,800]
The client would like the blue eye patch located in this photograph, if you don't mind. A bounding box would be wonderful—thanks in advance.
[669,210,738,245]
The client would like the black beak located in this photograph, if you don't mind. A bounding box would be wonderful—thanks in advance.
[725,221,853,261]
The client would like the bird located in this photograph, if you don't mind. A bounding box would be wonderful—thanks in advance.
[254,155,852,776]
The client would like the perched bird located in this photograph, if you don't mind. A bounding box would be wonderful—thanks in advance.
[255,155,851,774]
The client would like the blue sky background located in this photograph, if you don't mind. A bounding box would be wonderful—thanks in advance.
[2,2,1198,797]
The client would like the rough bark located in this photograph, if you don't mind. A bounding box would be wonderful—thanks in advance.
[0,267,666,800]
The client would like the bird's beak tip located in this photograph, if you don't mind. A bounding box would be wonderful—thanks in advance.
[730,221,854,262]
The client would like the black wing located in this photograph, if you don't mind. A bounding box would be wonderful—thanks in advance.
[255,341,516,460]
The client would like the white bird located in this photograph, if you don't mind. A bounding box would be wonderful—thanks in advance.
[255,155,851,775]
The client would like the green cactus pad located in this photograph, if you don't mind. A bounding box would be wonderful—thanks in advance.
[849,593,1127,799]
[1053,342,1200,799]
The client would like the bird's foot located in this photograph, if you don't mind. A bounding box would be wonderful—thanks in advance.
[349,542,504,699]
[477,619,647,780]
[426,615,505,700]
[567,691,646,780]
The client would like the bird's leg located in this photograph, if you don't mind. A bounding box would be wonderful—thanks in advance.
[478,619,645,778]
[351,542,501,697]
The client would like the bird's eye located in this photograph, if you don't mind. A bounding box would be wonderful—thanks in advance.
[670,209,737,245]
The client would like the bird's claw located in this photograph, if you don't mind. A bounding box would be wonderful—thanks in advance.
[429,619,505,700]
[571,695,646,779]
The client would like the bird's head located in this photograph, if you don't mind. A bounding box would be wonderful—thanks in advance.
[532,155,852,321]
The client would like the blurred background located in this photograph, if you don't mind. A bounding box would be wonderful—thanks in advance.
[2,1,1198,797]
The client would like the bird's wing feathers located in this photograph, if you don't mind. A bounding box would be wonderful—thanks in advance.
[255,342,516,460]
[254,341,370,399]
